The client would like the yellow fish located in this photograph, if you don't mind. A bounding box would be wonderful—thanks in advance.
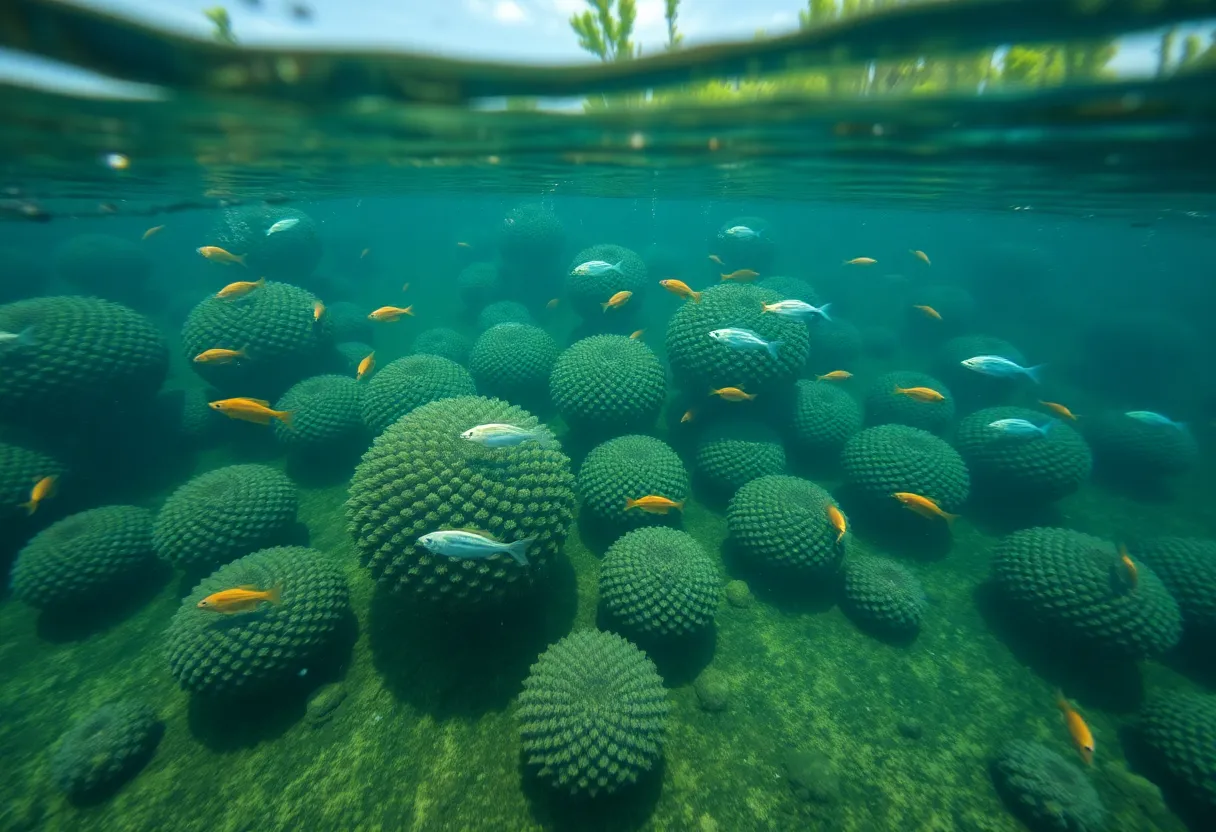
[209,397,293,427]
[142,225,164,241]
[624,495,684,515]
[21,475,56,515]
[708,255,724,266]
[546,298,561,310]
[1057,692,1095,766]
[198,246,246,267]
[629,329,644,340]
[216,277,264,299]
[659,279,702,303]
[817,370,852,382]
[313,301,325,322]
[843,257,876,266]
[710,387,756,402]
[827,504,847,544]
[1118,543,1138,589]
[720,269,759,283]
[198,584,281,614]
[910,249,931,266]
[602,290,632,312]
[913,304,941,320]
[357,352,375,381]
[368,306,414,322]
[893,492,958,524]
[894,385,946,403]
[1040,401,1078,421]
[193,347,246,365]
[680,409,695,423]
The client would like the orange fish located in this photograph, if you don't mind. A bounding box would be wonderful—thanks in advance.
[456,241,472,249]
[843,257,876,266]
[827,504,847,544]
[629,329,645,340]
[1118,543,1138,589]
[216,277,264,300]
[1056,692,1095,765]
[313,301,325,322]
[401,283,410,292]
[209,397,293,427]
[721,269,760,283]
[893,492,958,523]
[659,279,702,303]
[142,225,164,241]
[602,290,632,312]
[197,584,282,614]
[193,347,246,365]
[894,385,946,403]
[197,246,247,267]
[624,495,685,515]
[913,304,941,320]
[910,249,931,266]
[21,475,56,515]
[710,386,756,402]
[680,409,695,423]
[817,370,852,382]
[360,248,371,259]
[1039,401,1078,421]
[357,351,375,381]
[708,255,724,266]
[368,306,414,322]
[546,298,561,310]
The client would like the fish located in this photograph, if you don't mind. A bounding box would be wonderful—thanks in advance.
[601,290,632,312]
[1125,410,1188,432]
[215,277,264,299]
[624,495,685,515]
[21,475,56,515]
[571,260,623,277]
[720,225,761,239]
[0,327,35,348]
[720,269,760,282]
[761,299,832,322]
[459,423,547,448]
[265,218,299,236]
[1039,401,1078,421]
[456,241,472,249]
[708,328,782,361]
[913,304,941,320]
[546,298,560,310]
[629,329,645,340]
[142,225,164,240]
[988,417,1057,437]
[198,584,282,614]
[960,355,1044,383]
[843,257,876,266]
[708,255,725,266]
[680,409,695,423]
[910,249,931,265]
[313,301,325,322]
[209,397,293,426]
[659,279,702,303]
[416,529,535,567]
[368,306,414,322]
[894,386,946,403]
[193,347,246,365]
[817,370,852,382]
[360,248,370,259]
[827,504,847,544]
[1056,692,1095,765]
[710,387,756,402]
[1118,543,1138,589]
[356,352,375,381]
[892,492,958,524]
[197,246,247,267]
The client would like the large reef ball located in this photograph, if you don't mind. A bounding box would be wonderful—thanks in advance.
[1134,537,1216,645]
[990,527,1182,659]
[0,440,65,527]
[11,506,155,609]
[600,527,719,639]
[166,546,350,697]
[840,424,970,511]
[990,740,1105,832]
[841,556,927,639]
[411,327,472,365]
[1082,411,1198,482]
[469,323,558,407]
[153,464,299,574]
[360,354,477,435]
[346,396,576,605]
[517,629,669,797]
[272,374,366,453]
[666,283,809,393]
[54,233,153,303]
[786,379,863,460]
[0,296,169,423]
[757,276,819,304]
[803,319,863,378]
[208,205,322,280]
[695,420,787,495]
[715,215,776,273]
[1138,691,1216,815]
[181,280,330,396]
[863,371,955,435]
[933,334,1028,406]
[577,435,689,531]
[457,261,502,310]
[727,475,845,575]
[477,300,533,332]
[550,335,666,436]
[499,203,566,302]
[50,701,163,802]
[954,406,1091,503]
[566,244,647,320]
[324,301,373,344]
[0,246,47,303]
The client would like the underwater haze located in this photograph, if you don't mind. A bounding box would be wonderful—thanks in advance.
[2,1,1216,831]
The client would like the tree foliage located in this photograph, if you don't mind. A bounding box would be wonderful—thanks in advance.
[570,0,637,62]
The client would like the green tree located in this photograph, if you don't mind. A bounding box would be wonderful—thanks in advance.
[570,0,637,62]
[664,0,683,51]
[1157,27,1177,77]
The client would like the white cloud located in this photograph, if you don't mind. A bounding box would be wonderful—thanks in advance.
[551,0,585,14]
[494,0,529,23]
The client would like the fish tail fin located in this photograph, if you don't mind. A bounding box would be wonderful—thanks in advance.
[21,499,36,515]
[675,500,685,512]
[760,303,771,314]
[818,302,833,322]
[612,261,624,273]
[747,392,758,401]
[265,584,283,604]
[278,410,294,429]
[943,510,960,524]
[1055,689,1069,712]
[766,340,781,361]
[235,254,249,267]
[404,306,414,316]
[506,537,535,567]
[1040,418,1060,434]
[691,290,702,304]
[624,498,637,511]
[601,301,611,312]
[1024,363,1045,384]
[720,273,730,281]
[15,326,36,347]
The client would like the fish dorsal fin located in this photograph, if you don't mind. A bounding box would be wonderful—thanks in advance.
[442,527,499,541]
[248,399,271,406]
[236,584,259,591]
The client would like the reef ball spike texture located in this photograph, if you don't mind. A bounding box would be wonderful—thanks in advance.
[786,379,863,459]
[498,203,566,269]
[803,318,864,377]
[1133,537,1216,644]
[324,301,374,344]
[756,275,820,304]
[50,701,163,802]
[841,556,927,638]
[359,354,477,435]
[272,374,366,452]
[166,546,350,697]
[727,475,846,575]
[863,370,956,435]
[0,296,169,423]
[10,506,156,610]
[54,233,153,303]
[346,396,576,605]
[181,280,331,396]
[665,283,809,392]
[549,335,666,436]
[840,424,970,510]
[565,243,648,319]
[933,334,1027,406]
[153,464,299,574]
[695,420,787,495]
[989,739,1105,832]
[456,261,503,310]
[954,405,1092,503]
[477,300,534,332]
[469,323,559,405]
[333,341,374,375]
[990,527,1183,660]
[577,435,690,531]
[1082,411,1199,480]
[209,205,322,280]
[411,327,472,365]
[517,629,669,797]
[599,527,720,638]
[0,439,65,525]
[1138,691,1216,814]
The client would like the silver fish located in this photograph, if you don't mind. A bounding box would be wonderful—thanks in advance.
[761,299,832,322]
[720,225,761,239]
[571,260,623,277]
[265,218,300,236]
[960,355,1044,383]
[0,326,34,348]
[460,423,546,448]
[417,529,534,566]
[708,328,781,361]
[1125,411,1188,432]
[987,418,1056,437]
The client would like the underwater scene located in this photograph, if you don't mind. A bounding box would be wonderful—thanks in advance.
[2,1,1216,830]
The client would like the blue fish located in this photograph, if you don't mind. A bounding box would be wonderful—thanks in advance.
[708,327,781,361]
[1125,411,1188,432]
[960,355,1044,383]
[719,225,762,240]
[417,529,535,566]
[571,260,623,277]
[987,417,1056,438]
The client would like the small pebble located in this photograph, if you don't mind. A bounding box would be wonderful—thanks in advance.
[724,580,753,608]
[694,667,730,713]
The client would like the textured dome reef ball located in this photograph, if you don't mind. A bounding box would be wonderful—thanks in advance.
[333,341,373,375]
[1138,691,1216,813]
[990,740,1105,832]
[665,283,809,392]
[840,424,969,510]
[50,701,163,801]
[566,244,648,318]
[787,379,863,459]
[695,420,786,495]
[864,371,955,435]
[955,406,1091,503]
[360,354,477,435]
[1133,537,1216,643]
[599,527,719,638]
[209,205,322,279]
[324,301,373,344]
[517,629,669,797]
[347,396,576,605]
[841,556,926,638]
[0,440,65,523]
[153,464,298,573]
[990,527,1182,659]
[11,506,155,609]
[166,546,350,697]
[470,323,559,404]
[272,374,365,451]
[727,475,845,575]
[1083,411,1198,479]
[803,319,863,377]
[54,233,153,301]
[411,327,472,365]
[499,203,566,266]
[477,300,533,332]
[716,215,776,272]
[457,261,502,310]
[577,435,689,530]
[0,296,169,421]
[550,335,666,435]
